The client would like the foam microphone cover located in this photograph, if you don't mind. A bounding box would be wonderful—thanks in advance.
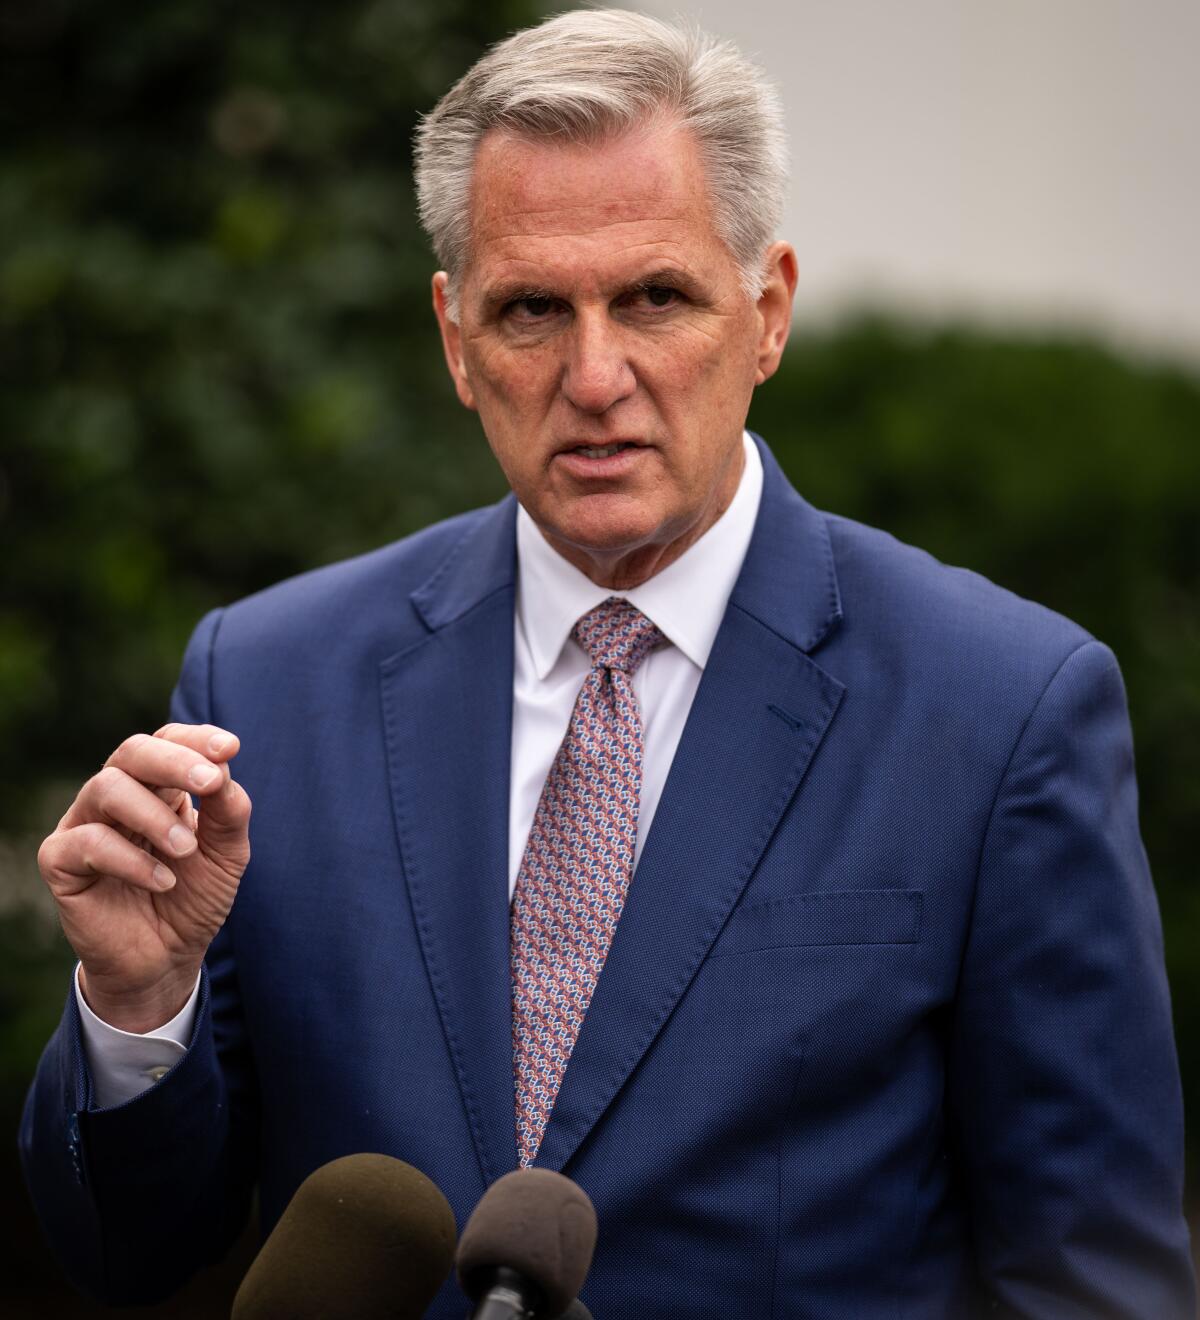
[456,1168,597,1318]
[232,1152,456,1320]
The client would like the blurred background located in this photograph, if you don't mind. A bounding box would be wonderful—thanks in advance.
[1,0,1196,1313]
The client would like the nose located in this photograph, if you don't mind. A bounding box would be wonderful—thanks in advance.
[561,310,636,414]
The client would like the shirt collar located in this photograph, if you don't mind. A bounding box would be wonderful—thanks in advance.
[516,432,764,679]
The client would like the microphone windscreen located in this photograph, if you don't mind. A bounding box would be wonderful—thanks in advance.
[456,1168,597,1317]
[232,1152,456,1320]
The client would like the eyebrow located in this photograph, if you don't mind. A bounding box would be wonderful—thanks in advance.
[627,268,704,299]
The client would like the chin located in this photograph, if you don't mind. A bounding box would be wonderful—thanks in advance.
[556,514,664,558]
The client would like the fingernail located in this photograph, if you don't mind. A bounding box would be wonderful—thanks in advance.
[153,864,176,890]
[208,733,231,755]
[168,825,195,856]
[189,763,219,790]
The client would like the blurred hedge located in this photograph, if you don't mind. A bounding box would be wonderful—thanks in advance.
[2,0,1198,1310]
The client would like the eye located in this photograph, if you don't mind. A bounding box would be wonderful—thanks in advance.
[626,284,684,313]
[507,295,558,320]
[643,286,677,307]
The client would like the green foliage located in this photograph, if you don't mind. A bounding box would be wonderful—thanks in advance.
[0,905,74,1100]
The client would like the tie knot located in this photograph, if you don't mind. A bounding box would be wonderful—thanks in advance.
[573,597,663,674]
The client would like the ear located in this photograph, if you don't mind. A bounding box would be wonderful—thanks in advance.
[432,271,477,411]
[753,242,798,386]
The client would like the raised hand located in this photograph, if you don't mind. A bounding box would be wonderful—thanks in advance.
[38,723,252,1032]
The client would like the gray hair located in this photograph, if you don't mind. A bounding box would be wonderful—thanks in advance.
[413,8,788,316]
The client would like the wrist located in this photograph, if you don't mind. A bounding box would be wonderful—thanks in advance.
[78,963,202,1034]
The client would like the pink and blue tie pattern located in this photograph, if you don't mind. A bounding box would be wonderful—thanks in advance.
[511,596,663,1166]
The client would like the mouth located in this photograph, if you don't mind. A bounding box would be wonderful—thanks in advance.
[557,440,644,459]
[551,439,651,481]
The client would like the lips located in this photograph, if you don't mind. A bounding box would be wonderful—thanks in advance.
[553,441,648,478]
[556,440,643,458]
[574,443,635,459]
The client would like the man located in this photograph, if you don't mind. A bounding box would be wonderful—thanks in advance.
[20,10,1195,1317]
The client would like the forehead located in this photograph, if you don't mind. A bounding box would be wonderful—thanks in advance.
[464,121,729,287]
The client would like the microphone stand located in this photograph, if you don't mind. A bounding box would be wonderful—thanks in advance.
[468,1267,539,1319]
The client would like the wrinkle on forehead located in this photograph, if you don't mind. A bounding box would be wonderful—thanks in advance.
[485,235,693,266]
[482,207,693,238]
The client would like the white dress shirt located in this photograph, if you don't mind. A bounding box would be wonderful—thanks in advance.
[78,433,763,1108]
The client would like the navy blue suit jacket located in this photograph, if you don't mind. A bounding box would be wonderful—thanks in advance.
[21,437,1195,1316]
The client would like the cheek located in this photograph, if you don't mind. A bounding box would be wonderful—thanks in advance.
[469,325,557,380]
[648,328,755,421]
[471,345,560,426]
[662,312,754,378]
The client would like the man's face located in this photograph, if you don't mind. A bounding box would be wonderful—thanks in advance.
[433,119,796,587]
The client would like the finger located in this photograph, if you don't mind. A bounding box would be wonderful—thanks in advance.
[151,727,250,838]
[152,722,241,764]
[39,822,177,897]
[175,789,199,832]
[150,728,250,837]
[196,772,253,840]
[153,785,193,815]
[105,731,227,796]
[66,767,202,860]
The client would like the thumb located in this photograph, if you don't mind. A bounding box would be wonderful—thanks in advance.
[195,770,252,855]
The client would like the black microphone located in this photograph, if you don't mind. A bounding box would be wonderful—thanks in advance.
[231,1152,456,1320]
[456,1168,597,1319]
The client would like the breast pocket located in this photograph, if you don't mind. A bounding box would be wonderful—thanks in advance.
[711,888,924,956]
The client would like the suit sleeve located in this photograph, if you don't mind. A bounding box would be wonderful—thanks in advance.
[17,607,261,1305]
[948,639,1195,1317]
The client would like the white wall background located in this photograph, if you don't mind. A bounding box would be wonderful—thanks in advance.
[633,0,1200,360]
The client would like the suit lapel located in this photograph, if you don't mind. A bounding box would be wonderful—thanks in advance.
[380,498,520,1185]
[535,439,847,1171]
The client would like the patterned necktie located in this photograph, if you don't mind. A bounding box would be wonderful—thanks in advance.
[511,596,663,1167]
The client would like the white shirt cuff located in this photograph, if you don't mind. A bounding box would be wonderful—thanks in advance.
[74,963,200,1110]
